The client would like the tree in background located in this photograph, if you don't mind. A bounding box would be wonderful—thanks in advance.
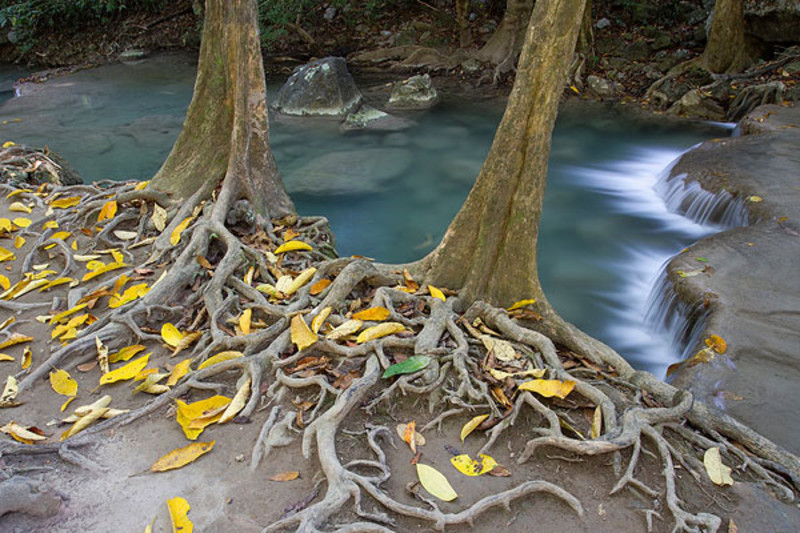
[703,0,750,73]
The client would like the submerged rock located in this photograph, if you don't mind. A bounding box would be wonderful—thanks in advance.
[285,148,412,196]
[387,74,438,110]
[341,104,415,132]
[273,57,363,117]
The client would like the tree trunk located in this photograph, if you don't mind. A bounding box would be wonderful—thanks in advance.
[151,0,295,219]
[455,0,472,48]
[418,0,586,308]
[703,0,750,74]
[577,0,594,57]
[476,0,534,66]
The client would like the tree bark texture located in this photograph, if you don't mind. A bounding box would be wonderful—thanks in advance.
[456,0,472,48]
[151,0,294,218]
[419,0,587,308]
[704,0,750,73]
[577,0,594,57]
[476,0,534,65]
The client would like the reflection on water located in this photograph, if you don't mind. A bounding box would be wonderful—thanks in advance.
[0,54,731,376]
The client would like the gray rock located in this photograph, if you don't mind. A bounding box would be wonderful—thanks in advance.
[273,57,362,117]
[286,148,412,196]
[667,89,725,121]
[341,104,415,132]
[651,33,673,51]
[744,0,800,43]
[387,74,438,110]
[461,58,482,73]
[323,7,337,21]
[586,75,615,98]
[595,17,611,29]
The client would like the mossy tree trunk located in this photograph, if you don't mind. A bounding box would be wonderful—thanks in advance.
[151,0,294,219]
[476,0,533,66]
[703,0,750,74]
[418,0,586,308]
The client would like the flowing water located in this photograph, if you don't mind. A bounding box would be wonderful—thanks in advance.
[0,53,733,376]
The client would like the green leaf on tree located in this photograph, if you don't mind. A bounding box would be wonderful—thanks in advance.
[382,355,432,379]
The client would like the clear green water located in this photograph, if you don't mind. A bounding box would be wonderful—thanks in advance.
[0,53,730,376]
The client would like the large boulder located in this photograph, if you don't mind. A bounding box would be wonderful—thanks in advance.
[285,148,412,196]
[744,0,800,44]
[273,57,363,117]
[386,74,438,110]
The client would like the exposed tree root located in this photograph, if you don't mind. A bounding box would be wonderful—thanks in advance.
[2,168,799,531]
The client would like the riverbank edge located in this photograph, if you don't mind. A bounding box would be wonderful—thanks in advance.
[655,103,800,454]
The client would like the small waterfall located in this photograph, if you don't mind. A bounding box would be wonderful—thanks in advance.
[646,158,751,369]
[655,171,750,228]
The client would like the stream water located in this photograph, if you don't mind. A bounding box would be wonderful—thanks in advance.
[0,53,731,376]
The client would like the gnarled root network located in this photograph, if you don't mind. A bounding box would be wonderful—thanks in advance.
[2,169,798,532]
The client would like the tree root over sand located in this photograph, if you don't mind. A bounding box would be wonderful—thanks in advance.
[2,171,799,532]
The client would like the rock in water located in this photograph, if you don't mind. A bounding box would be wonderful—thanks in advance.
[273,57,363,117]
[387,74,438,110]
[286,148,412,196]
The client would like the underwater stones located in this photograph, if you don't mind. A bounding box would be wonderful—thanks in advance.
[387,74,438,110]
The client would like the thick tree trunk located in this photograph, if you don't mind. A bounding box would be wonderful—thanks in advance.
[151,0,294,219]
[703,0,750,73]
[456,0,472,48]
[418,0,586,308]
[476,0,534,66]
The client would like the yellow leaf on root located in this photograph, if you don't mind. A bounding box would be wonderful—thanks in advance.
[108,344,146,363]
[239,309,252,335]
[507,299,536,311]
[161,323,184,348]
[325,319,363,341]
[99,354,150,385]
[167,358,193,387]
[274,240,313,254]
[50,196,81,209]
[517,379,576,399]
[356,322,406,344]
[311,307,332,334]
[197,351,243,370]
[291,315,317,351]
[427,285,446,301]
[218,378,251,424]
[309,278,331,295]
[352,307,391,322]
[460,414,489,442]
[170,217,194,246]
[97,200,117,222]
[175,395,231,440]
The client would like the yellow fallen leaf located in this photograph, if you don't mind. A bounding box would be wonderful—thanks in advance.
[356,322,406,344]
[460,414,489,442]
[171,331,201,357]
[151,441,215,472]
[97,200,117,222]
[285,267,317,296]
[427,285,446,301]
[0,275,9,291]
[0,246,15,262]
[197,351,243,370]
[311,307,332,334]
[61,407,109,440]
[704,447,734,486]
[152,203,168,232]
[60,396,76,412]
[481,336,517,361]
[96,336,109,374]
[239,309,252,335]
[274,240,313,254]
[450,453,497,477]
[50,231,71,240]
[49,369,78,397]
[0,333,33,351]
[108,283,149,309]
[167,496,193,533]
[518,379,576,399]
[1,421,47,444]
[170,217,194,246]
[167,358,193,387]
[38,277,75,291]
[113,230,138,241]
[2,141,14,148]
[134,180,150,191]
[748,195,762,202]
[14,236,25,249]
[507,299,536,311]
[8,202,31,213]
[396,422,425,451]
[416,463,457,502]
[49,304,88,324]
[269,471,300,482]
[326,319,363,341]
[0,218,11,232]
[0,353,14,362]
[176,395,231,440]
[255,283,284,299]
[44,220,58,229]
[161,323,184,348]
[309,278,331,295]
[1,375,18,403]
[109,344,146,363]
[488,368,545,380]
[100,354,150,385]
[12,217,31,227]
[291,315,317,351]
[218,377,250,424]
[21,347,31,369]
[50,196,81,209]
[591,406,602,439]
[82,261,126,282]
[352,307,390,322]
[705,334,727,354]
